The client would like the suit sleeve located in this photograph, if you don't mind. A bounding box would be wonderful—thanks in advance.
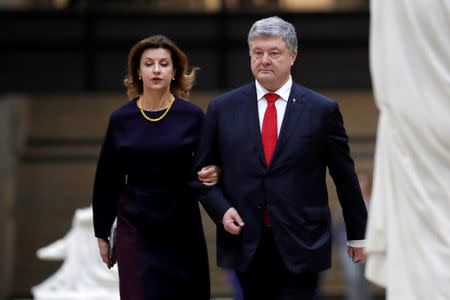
[92,117,123,240]
[191,99,232,224]
[325,102,367,240]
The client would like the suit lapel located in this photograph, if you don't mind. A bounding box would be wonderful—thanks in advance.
[242,83,267,168]
[270,84,306,167]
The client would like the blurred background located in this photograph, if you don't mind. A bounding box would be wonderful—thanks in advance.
[0,0,383,299]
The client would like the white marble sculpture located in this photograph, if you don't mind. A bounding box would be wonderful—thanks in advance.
[32,206,120,300]
[367,1,450,299]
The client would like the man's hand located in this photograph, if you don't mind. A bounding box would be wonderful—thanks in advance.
[198,165,220,186]
[97,238,110,267]
[347,246,367,263]
[222,207,245,235]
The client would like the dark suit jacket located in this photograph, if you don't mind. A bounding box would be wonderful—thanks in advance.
[193,81,367,273]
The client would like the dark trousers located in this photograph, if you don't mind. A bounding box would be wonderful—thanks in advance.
[236,226,320,300]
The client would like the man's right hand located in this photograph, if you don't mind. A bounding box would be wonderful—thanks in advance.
[222,207,245,235]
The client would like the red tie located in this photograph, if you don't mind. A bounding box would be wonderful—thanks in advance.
[261,93,279,225]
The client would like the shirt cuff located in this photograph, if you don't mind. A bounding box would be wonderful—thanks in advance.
[347,240,366,247]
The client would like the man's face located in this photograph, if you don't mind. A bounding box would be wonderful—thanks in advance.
[250,36,297,92]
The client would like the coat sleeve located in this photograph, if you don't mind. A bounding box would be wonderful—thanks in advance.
[92,117,124,240]
[191,99,232,225]
[325,102,367,240]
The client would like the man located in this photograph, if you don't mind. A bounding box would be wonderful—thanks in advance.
[195,16,367,299]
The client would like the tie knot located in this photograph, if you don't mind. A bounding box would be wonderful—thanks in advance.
[264,93,279,104]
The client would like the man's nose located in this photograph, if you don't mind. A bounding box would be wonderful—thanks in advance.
[261,52,271,64]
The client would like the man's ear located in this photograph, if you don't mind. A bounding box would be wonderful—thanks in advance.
[290,50,298,66]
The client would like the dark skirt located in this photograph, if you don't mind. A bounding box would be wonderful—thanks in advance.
[116,193,210,300]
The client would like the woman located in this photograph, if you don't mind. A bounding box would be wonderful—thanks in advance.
[92,35,216,300]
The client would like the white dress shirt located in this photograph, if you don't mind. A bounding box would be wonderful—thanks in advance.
[256,77,291,136]
[255,76,365,249]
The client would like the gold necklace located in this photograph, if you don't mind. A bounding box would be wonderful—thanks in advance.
[139,94,175,122]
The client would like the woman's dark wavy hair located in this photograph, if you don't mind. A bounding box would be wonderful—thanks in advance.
[124,35,198,99]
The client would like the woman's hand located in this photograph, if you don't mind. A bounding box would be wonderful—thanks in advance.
[97,238,110,267]
[197,165,221,186]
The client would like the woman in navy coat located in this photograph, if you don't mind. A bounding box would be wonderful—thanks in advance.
[92,35,216,300]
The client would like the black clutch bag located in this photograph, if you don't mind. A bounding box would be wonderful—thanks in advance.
[107,218,117,268]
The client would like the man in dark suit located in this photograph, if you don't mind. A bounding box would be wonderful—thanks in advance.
[195,16,367,300]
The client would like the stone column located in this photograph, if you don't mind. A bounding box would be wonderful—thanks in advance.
[0,94,28,300]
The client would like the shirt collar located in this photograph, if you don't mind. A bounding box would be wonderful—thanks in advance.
[255,76,292,102]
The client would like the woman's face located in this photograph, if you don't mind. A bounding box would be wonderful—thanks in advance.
[138,47,176,92]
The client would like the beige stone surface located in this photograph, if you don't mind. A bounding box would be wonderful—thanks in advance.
[12,90,378,296]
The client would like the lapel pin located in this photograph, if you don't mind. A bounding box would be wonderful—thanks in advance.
[293,98,296,103]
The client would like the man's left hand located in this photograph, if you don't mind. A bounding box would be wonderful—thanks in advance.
[347,246,367,263]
